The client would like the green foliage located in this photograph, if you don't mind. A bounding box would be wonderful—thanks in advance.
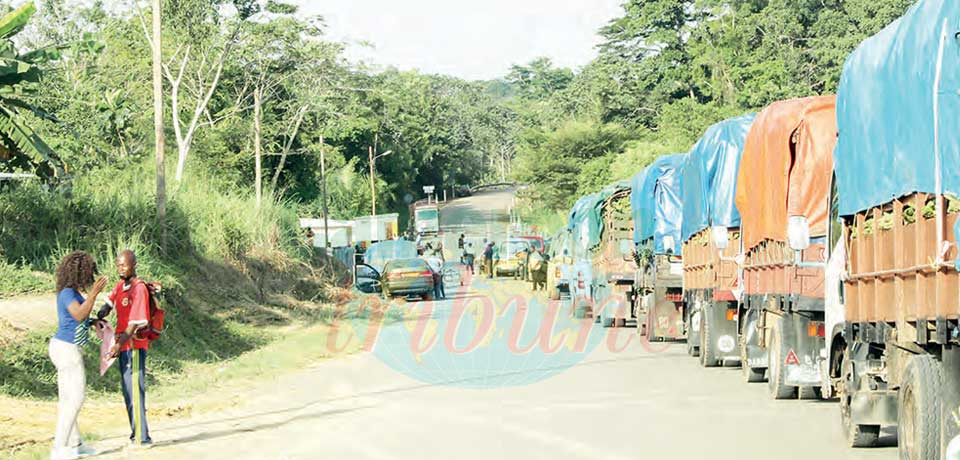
[0,260,49,298]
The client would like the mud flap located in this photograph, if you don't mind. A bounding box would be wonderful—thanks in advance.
[741,304,767,370]
[781,313,826,387]
[705,299,740,365]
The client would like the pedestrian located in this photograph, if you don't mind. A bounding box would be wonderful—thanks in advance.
[457,234,465,250]
[463,243,475,275]
[426,257,446,300]
[483,242,495,279]
[103,250,153,448]
[49,251,108,460]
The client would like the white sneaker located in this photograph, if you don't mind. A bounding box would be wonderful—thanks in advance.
[50,446,79,460]
[76,443,97,458]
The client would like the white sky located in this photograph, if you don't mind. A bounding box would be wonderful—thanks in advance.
[296,0,625,81]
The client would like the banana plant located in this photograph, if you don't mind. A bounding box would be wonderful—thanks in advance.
[0,1,65,181]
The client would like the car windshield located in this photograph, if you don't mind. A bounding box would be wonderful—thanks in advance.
[500,241,529,256]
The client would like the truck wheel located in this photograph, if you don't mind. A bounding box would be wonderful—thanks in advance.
[741,335,765,383]
[799,386,821,400]
[699,307,719,368]
[898,354,944,460]
[768,319,797,399]
[685,312,699,357]
[839,350,880,447]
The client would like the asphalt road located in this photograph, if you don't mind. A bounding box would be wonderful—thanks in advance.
[110,279,896,460]
[92,189,898,459]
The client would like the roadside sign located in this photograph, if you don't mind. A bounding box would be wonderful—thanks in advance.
[423,185,435,194]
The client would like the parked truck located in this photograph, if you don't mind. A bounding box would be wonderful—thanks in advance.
[413,203,440,235]
[734,96,837,399]
[681,113,756,367]
[632,154,687,343]
[825,3,960,457]
[567,184,630,325]
[591,184,638,327]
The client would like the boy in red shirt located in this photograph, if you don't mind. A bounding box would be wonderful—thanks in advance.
[104,250,152,447]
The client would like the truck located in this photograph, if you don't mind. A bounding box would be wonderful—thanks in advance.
[826,3,960,457]
[734,95,836,399]
[681,113,756,367]
[567,186,631,325]
[413,204,440,235]
[631,154,687,343]
[591,184,638,328]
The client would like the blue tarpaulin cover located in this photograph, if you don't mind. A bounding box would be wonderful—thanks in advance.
[632,154,686,255]
[834,0,960,218]
[568,182,630,254]
[654,158,686,255]
[681,113,757,242]
[363,240,418,272]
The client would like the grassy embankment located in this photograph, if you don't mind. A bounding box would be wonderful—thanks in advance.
[0,160,368,455]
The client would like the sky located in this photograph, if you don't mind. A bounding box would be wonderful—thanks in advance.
[295,0,625,81]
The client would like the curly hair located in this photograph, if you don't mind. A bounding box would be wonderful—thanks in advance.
[55,251,98,293]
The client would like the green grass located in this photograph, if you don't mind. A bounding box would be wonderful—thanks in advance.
[0,159,346,400]
[0,261,50,299]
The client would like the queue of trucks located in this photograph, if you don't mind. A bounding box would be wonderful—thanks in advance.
[549,2,960,458]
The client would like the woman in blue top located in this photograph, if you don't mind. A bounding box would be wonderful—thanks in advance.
[49,251,107,460]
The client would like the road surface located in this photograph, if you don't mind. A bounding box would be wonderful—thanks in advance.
[87,189,898,460]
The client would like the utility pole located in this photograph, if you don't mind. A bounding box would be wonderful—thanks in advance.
[320,136,330,252]
[152,0,166,250]
[369,145,376,216]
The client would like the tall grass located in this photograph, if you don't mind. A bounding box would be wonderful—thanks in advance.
[0,159,339,399]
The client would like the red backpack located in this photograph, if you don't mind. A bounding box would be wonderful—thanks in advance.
[132,280,165,342]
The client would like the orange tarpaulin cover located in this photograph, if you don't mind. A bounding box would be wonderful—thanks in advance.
[735,95,837,253]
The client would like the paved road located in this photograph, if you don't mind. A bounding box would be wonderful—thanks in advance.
[89,189,898,459]
[101,279,896,460]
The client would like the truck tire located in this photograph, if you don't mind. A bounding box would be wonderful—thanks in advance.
[685,311,699,357]
[768,319,797,399]
[741,335,765,383]
[799,386,821,400]
[700,307,720,368]
[898,354,944,460]
[839,351,880,447]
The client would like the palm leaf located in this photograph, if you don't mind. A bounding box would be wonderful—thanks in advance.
[0,2,35,40]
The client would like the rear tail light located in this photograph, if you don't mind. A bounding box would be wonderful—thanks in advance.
[808,322,826,337]
[555,267,561,278]
[420,271,434,276]
[577,272,585,289]
[665,293,682,302]
[725,309,736,321]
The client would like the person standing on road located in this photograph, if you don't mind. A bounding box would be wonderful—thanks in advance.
[49,251,108,460]
[483,242,495,278]
[463,243,475,275]
[103,250,153,448]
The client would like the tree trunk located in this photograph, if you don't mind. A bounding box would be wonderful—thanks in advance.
[270,105,308,190]
[152,0,166,248]
[254,86,263,209]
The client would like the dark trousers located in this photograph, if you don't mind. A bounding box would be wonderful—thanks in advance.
[118,348,151,444]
